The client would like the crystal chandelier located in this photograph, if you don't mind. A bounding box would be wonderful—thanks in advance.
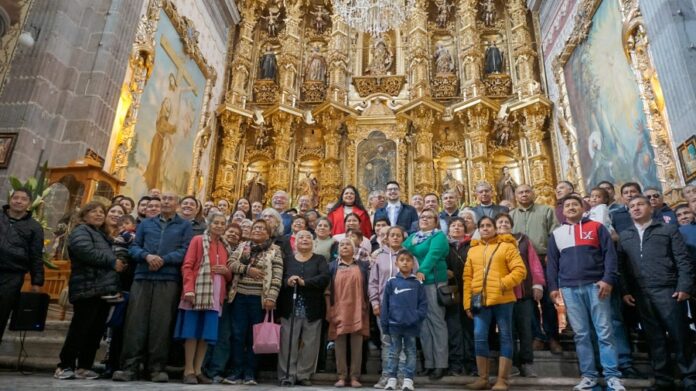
[332,0,415,36]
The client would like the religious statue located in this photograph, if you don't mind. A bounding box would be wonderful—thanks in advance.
[484,42,503,74]
[311,5,329,33]
[442,170,465,202]
[259,45,278,80]
[364,144,392,192]
[494,118,511,146]
[497,166,517,204]
[261,10,280,37]
[245,172,267,204]
[481,0,496,27]
[367,35,393,76]
[305,46,327,83]
[435,0,454,28]
[434,43,455,74]
[297,171,320,207]
[252,123,271,149]
[443,127,458,143]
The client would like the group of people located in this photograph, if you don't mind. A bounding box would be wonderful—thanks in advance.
[1,178,696,391]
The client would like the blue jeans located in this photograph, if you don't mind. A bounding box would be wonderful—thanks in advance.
[561,284,620,379]
[377,322,405,377]
[610,289,633,369]
[203,301,234,378]
[386,335,417,380]
[473,303,514,358]
[230,294,265,380]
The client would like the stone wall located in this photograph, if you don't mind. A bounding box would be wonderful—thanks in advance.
[0,0,144,195]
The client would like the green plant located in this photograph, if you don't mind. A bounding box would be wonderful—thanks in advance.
[8,162,58,269]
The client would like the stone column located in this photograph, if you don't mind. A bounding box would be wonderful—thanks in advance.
[278,0,302,105]
[412,107,436,195]
[227,3,261,107]
[407,0,431,99]
[268,112,296,195]
[520,103,554,205]
[327,14,350,103]
[212,111,244,201]
[456,0,484,97]
[507,0,539,96]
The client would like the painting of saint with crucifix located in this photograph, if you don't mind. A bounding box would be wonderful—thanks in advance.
[123,8,207,197]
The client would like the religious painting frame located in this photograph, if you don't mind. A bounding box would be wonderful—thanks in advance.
[552,0,680,195]
[677,136,696,184]
[0,132,18,169]
[108,0,216,198]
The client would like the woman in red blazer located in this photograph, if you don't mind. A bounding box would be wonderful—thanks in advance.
[327,185,373,238]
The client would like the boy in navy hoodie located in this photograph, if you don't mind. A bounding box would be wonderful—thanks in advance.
[380,250,428,391]
[547,195,625,391]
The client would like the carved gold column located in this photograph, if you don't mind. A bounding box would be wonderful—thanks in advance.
[461,106,491,187]
[212,112,245,201]
[407,0,431,99]
[268,113,296,195]
[519,103,554,205]
[0,0,35,96]
[226,3,261,107]
[278,0,302,105]
[327,14,350,103]
[412,108,436,195]
[506,0,539,97]
[345,118,359,186]
[111,1,159,180]
[317,110,345,208]
[456,0,483,97]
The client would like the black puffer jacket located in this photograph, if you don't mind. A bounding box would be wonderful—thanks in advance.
[67,224,120,303]
[617,220,695,295]
[0,205,44,285]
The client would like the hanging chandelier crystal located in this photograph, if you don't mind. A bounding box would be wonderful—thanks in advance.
[332,0,415,36]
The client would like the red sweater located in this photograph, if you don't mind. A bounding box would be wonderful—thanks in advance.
[181,235,233,304]
[327,205,373,239]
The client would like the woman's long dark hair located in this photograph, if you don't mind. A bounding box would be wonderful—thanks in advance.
[234,197,253,219]
[329,185,366,213]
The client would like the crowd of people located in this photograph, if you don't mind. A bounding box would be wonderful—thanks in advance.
[1,179,696,391]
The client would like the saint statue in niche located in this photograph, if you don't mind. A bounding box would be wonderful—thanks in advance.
[481,0,496,27]
[245,172,267,204]
[311,5,329,33]
[484,41,503,74]
[497,166,518,204]
[305,46,327,83]
[297,171,320,207]
[259,45,278,80]
[442,170,466,202]
[435,0,454,28]
[434,43,455,74]
[252,123,271,149]
[367,35,393,76]
[261,10,280,37]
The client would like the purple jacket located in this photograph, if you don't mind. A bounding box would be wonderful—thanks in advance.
[368,246,419,310]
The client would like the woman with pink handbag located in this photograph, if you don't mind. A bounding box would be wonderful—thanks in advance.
[225,219,284,385]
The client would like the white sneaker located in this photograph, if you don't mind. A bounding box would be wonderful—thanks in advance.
[401,378,414,391]
[573,376,598,391]
[54,367,75,380]
[374,376,388,388]
[384,377,397,390]
[606,377,626,391]
[75,368,99,380]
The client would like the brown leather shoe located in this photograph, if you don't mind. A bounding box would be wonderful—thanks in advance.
[532,339,545,351]
[183,373,198,384]
[350,378,363,388]
[196,374,212,384]
[549,338,563,354]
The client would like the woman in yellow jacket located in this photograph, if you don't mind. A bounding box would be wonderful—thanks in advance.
[463,216,526,391]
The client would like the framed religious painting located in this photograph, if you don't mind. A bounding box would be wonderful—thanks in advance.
[552,0,679,193]
[678,136,696,183]
[109,0,216,198]
[0,132,18,169]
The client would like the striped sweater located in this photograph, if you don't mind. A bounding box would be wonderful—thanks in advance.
[227,241,284,304]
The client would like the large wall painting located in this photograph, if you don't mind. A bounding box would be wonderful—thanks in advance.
[357,131,396,195]
[562,0,658,189]
[122,8,208,197]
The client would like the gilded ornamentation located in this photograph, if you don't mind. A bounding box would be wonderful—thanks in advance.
[483,73,512,98]
[253,79,279,103]
[352,75,406,97]
[432,74,459,99]
[301,80,327,102]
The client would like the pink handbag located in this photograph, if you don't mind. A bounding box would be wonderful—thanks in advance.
[252,310,281,354]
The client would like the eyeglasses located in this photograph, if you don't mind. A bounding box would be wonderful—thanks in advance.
[251,226,266,231]
[386,187,399,192]
[646,193,661,199]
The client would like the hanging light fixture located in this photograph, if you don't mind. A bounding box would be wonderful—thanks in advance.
[332,0,415,36]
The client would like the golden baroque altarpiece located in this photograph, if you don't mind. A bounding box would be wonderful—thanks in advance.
[107,0,681,209]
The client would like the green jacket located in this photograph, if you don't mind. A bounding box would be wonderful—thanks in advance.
[510,203,559,256]
[403,231,449,285]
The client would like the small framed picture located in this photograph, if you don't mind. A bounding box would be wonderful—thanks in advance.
[678,135,696,183]
[0,132,18,169]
